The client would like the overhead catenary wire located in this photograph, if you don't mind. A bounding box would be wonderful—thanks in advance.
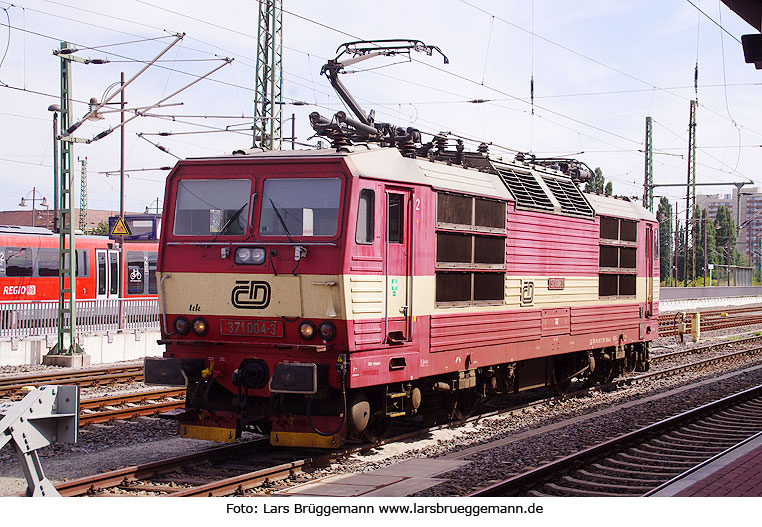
[0,1,759,208]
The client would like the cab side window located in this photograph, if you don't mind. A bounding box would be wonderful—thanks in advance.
[355,189,375,244]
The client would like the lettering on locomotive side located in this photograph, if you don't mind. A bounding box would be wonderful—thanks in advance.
[589,336,613,346]
[231,280,271,309]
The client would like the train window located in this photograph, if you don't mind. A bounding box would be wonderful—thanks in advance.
[435,194,507,304]
[619,274,636,296]
[173,179,251,236]
[97,252,106,296]
[38,248,59,277]
[147,253,158,294]
[598,273,618,296]
[473,272,504,301]
[600,217,619,240]
[77,250,88,277]
[126,251,146,295]
[598,215,639,297]
[620,220,637,242]
[620,247,637,268]
[474,198,506,230]
[109,252,119,295]
[599,246,618,268]
[435,272,471,303]
[436,233,471,265]
[259,178,340,237]
[387,193,403,243]
[355,189,375,244]
[473,235,505,266]
[5,247,33,277]
[437,193,472,227]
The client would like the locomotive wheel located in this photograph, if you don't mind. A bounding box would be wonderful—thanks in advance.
[552,357,580,395]
[362,411,392,443]
[454,391,480,422]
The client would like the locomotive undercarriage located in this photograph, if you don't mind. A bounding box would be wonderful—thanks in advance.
[173,341,650,446]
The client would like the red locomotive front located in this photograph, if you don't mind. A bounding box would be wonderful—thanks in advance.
[149,150,370,447]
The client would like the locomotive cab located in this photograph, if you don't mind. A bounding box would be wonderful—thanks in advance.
[149,150,370,447]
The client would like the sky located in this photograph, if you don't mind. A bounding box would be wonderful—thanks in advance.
[0,0,760,221]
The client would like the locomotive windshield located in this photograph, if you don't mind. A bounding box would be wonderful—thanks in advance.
[259,177,341,237]
[173,179,251,236]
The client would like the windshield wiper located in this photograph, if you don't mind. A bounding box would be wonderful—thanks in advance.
[268,197,294,241]
[211,202,248,242]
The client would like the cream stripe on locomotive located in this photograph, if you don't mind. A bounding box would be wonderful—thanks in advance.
[159,271,656,321]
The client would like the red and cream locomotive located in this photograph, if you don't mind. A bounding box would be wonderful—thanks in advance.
[145,41,658,448]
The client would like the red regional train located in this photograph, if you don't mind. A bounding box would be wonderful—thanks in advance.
[0,226,159,302]
[145,143,659,448]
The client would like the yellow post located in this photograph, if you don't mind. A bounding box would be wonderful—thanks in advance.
[691,312,701,343]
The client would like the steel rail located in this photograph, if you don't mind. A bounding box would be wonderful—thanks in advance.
[621,344,762,386]
[51,440,268,497]
[650,334,762,363]
[0,364,144,397]
[78,388,186,425]
[468,383,762,496]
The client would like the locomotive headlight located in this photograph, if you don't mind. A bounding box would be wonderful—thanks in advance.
[235,247,266,265]
[318,321,336,341]
[299,321,316,340]
[192,317,209,336]
[174,316,190,335]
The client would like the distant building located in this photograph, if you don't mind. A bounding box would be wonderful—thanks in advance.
[697,188,762,269]
[0,209,140,233]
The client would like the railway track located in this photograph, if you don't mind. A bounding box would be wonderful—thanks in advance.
[46,338,762,497]
[1,305,759,400]
[0,364,144,398]
[79,388,186,426]
[658,306,762,336]
[469,384,762,497]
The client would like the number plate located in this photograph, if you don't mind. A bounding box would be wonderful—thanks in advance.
[220,319,284,338]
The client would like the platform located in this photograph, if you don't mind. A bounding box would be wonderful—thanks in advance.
[277,458,468,497]
[659,286,762,312]
[651,431,762,497]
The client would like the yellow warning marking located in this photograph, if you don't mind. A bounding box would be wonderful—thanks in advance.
[110,217,132,236]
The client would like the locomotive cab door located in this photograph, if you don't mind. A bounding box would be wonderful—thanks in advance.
[385,188,413,343]
[96,249,120,299]
[646,224,654,317]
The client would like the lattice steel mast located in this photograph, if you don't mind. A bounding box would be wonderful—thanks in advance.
[253,0,283,150]
[52,41,82,357]
[684,100,697,285]
[79,157,87,232]
[643,116,653,212]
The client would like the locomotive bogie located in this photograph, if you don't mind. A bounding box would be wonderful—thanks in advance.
[150,147,659,448]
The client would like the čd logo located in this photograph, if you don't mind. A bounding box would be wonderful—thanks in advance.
[231,280,271,309]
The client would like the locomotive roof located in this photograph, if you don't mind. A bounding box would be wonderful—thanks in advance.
[190,146,655,222]
[585,193,657,222]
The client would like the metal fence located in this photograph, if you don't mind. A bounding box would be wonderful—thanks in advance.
[0,298,159,338]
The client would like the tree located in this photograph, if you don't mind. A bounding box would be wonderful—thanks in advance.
[92,221,109,235]
[715,205,736,282]
[657,197,673,282]
[584,167,612,196]
[693,207,716,283]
